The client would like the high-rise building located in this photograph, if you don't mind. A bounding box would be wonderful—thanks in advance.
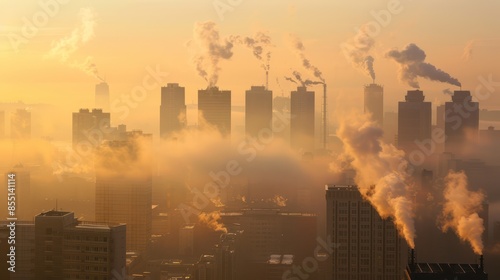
[398,90,432,155]
[197,254,216,280]
[0,111,5,138]
[95,131,152,253]
[364,83,384,126]
[215,232,240,280]
[290,86,315,153]
[326,185,403,280]
[72,108,111,148]
[383,111,398,145]
[31,210,126,280]
[95,82,110,111]
[198,87,231,136]
[445,90,479,156]
[245,86,272,137]
[10,108,31,140]
[160,83,187,138]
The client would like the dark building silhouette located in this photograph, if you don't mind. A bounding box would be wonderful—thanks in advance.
[245,86,272,137]
[398,90,432,156]
[326,185,404,280]
[0,221,35,279]
[95,81,110,111]
[198,87,231,136]
[10,108,31,140]
[364,83,384,126]
[384,111,398,145]
[95,131,152,253]
[290,86,315,153]
[445,90,479,156]
[72,108,111,148]
[31,211,126,280]
[404,252,488,280]
[160,83,187,138]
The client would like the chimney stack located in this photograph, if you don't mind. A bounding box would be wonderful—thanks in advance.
[479,254,484,272]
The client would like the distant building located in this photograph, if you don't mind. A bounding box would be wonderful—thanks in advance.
[215,232,240,280]
[179,225,195,256]
[398,90,432,156]
[197,254,216,280]
[72,108,111,148]
[30,211,125,280]
[290,86,315,153]
[10,109,31,140]
[246,86,272,137]
[326,185,403,280]
[262,254,294,280]
[95,82,110,111]
[160,83,187,138]
[383,111,398,145]
[445,90,479,156]
[364,83,384,126]
[95,131,152,253]
[198,87,231,136]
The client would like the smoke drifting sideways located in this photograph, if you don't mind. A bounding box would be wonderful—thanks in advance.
[335,114,416,248]
[190,21,237,88]
[46,8,103,81]
[198,211,228,233]
[441,171,485,255]
[341,25,376,81]
[288,34,325,84]
[235,32,272,72]
[386,43,461,89]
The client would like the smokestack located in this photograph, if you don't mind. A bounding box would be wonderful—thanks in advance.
[479,254,484,272]
[266,70,269,90]
[410,248,416,266]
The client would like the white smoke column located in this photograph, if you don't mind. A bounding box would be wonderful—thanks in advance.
[198,211,228,233]
[386,43,461,88]
[337,114,416,248]
[288,34,325,83]
[191,21,236,87]
[441,171,485,255]
[341,24,376,81]
[292,70,306,87]
[47,8,101,79]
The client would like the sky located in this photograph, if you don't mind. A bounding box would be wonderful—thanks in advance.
[1,0,500,134]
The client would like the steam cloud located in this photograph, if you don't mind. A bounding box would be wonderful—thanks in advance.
[237,32,272,72]
[47,8,103,81]
[198,211,228,233]
[190,21,236,88]
[336,114,416,248]
[342,25,376,81]
[386,43,461,88]
[288,34,325,84]
[441,171,485,255]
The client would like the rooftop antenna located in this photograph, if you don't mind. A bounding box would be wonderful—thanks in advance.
[266,71,269,90]
[323,83,327,149]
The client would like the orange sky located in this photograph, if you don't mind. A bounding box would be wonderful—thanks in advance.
[1,0,500,136]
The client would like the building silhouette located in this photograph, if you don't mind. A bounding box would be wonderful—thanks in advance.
[290,86,315,153]
[95,131,152,253]
[198,87,231,136]
[245,86,272,137]
[10,108,31,140]
[326,185,403,280]
[445,90,479,156]
[160,83,187,138]
[72,108,111,148]
[398,90,432,155]
[1,211,126,280]
[95,82,110,111]
[364,83,384,126]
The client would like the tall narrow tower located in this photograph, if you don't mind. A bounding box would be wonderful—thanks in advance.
[160,83,187,138]
[398,90,432,156]
[95,82,110,111]
[290,86,315,153]
[364,83,384,126]
[198,87,232,136]
[445,90,479,156]
[245,86,272,137]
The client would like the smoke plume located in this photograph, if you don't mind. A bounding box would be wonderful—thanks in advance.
[198,211,228,233]
[191,21,236,87]
[238,32,272,71]
[288,34,325,83]
[341,25,376,81]
[441,171,485,255]
[336,114,416,248]
[47,8,102,80]
[284,76,297,84]
[386,44,461,88]
[292,70,305,87]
